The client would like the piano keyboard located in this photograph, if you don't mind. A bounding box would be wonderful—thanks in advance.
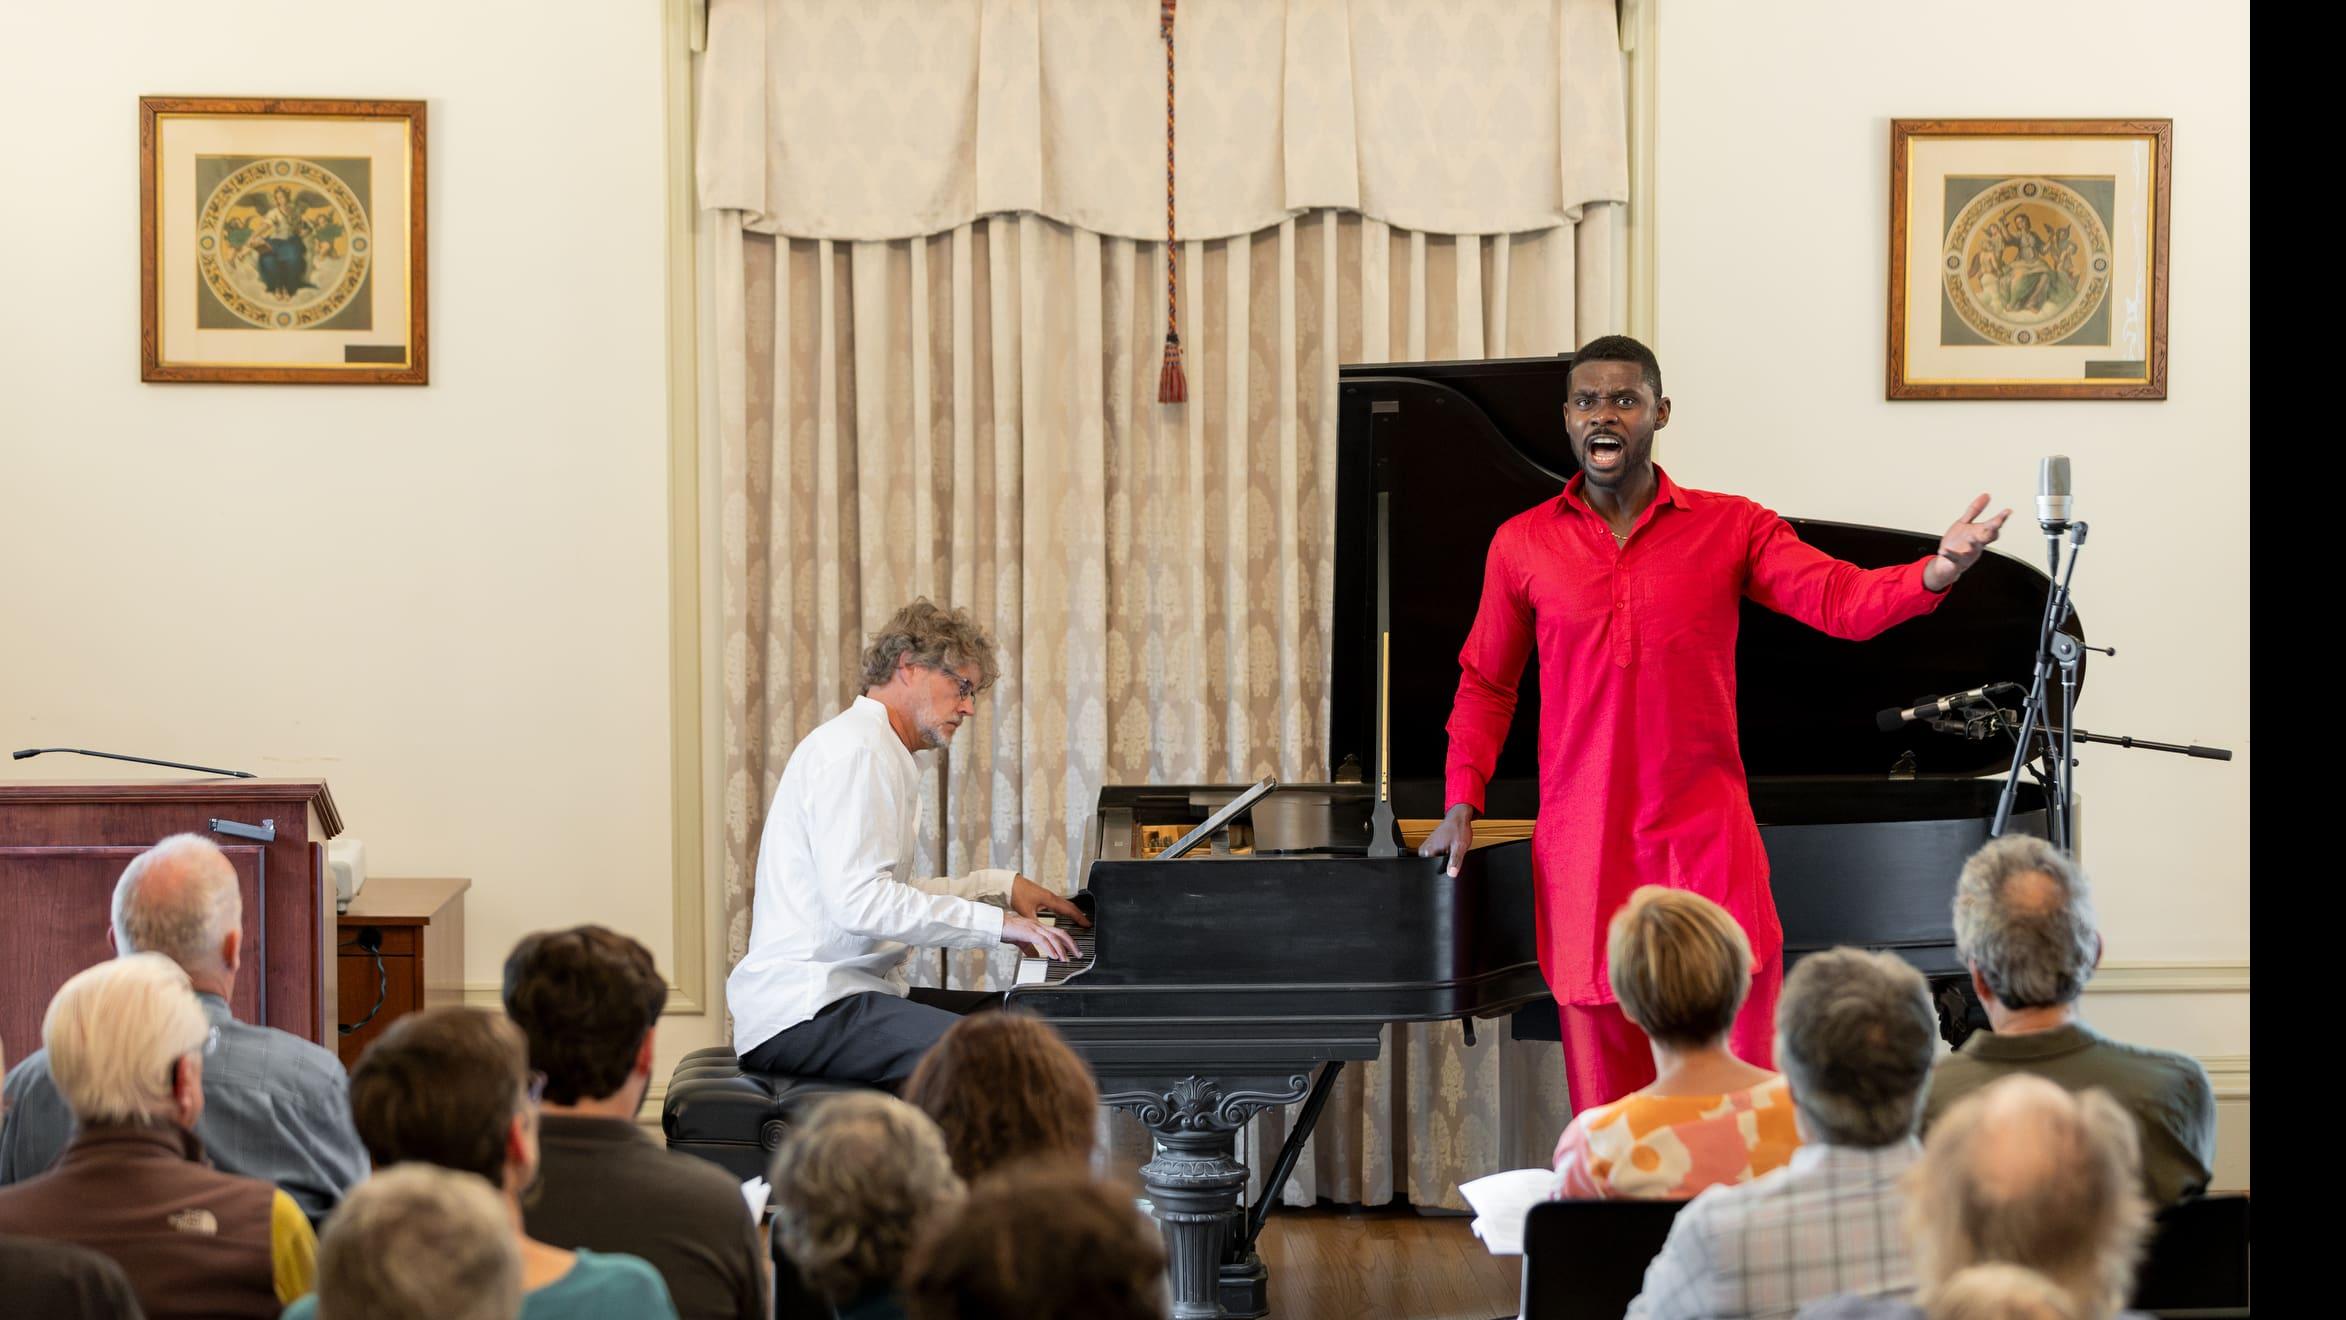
[1014,922,1096,987]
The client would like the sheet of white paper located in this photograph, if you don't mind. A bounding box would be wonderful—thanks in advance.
[741,1175,771,1222]
[1457,1167,1556,1256]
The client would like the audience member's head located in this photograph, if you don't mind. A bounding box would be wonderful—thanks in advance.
[348,1007,539,1196]
[1774,947,1937,1148]
[112,833,244,991]
[500,924,667,1109]
[1926,1264,2083,1320]
[43,952,209,1130]
[1606,885,1753,1051]
[904,1011,1098,1182]
[904,1165,1168,1320]
[769,1092,965,1307]
[316,1162,523,1320]
[1954,837,2101,1012]
[1909,1075,2151,1320]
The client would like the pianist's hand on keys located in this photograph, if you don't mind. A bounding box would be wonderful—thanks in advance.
[1002,913,1080,961]
[1014,915,1096,987]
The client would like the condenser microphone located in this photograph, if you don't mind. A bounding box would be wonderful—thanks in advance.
[2037,455,2074,533]
[1874,684,2020,732]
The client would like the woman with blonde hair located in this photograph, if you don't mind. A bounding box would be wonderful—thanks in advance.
[1550,886,1797,1198]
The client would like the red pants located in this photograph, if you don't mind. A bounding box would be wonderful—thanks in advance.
[1557,955,1782,1115]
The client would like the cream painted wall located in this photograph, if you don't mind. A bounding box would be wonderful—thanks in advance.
[0,1,2250,1176]
[0,2,722,1078]
[1651,2,2248,1187]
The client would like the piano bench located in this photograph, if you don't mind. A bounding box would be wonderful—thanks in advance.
[660,1045,881,1183]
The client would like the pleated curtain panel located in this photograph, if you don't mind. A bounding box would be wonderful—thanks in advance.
[698,0,1630,1212]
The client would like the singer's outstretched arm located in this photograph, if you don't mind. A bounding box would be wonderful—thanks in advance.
[1922,493,2011,592]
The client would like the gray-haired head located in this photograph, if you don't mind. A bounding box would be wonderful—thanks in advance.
[1910,1075,2150,1319]
[1776,947,1938,1148]
[44,952,210,1127]
[1926,1264,2082,1320]
[317,1163,523,1320]
[1954,836,2099,1010]
[112,833,243,979]
[858,599,1000,694]
[770,1091,966,1306]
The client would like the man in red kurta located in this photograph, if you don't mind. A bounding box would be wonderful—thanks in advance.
[1420,336,2009,1115]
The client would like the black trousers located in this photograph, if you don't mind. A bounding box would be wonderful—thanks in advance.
[740,986,1002,1090]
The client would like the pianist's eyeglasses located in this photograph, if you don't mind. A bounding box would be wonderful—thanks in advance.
[939,669,978,700]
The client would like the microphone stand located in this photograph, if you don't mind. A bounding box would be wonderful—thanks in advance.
[1991,520,2086,846]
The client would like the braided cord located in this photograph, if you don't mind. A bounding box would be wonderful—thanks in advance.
[1155,0,1186,402]
[1163,0,1179,343]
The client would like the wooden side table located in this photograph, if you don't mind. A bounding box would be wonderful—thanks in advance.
[336,877,469,1071]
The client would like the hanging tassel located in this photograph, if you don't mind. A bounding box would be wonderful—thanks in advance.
[1157,0,1187,404]
[1158,335,1186,404]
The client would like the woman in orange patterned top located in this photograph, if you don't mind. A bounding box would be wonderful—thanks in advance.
[1550,886,1801,1199]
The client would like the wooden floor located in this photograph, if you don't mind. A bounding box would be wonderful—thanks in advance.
[1255,1204,1519,1320]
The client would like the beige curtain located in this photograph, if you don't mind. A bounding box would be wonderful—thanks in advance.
[698,0,1631,243]
[709,206,1622,1209]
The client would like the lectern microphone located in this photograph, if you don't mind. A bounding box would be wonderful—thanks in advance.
[12,747,256,778]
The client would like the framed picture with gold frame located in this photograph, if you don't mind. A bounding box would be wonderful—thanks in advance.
[141,96,427,384]
[1888,118,2169,400]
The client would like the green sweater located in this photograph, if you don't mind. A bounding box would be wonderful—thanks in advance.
[1920,1021,2215,1205]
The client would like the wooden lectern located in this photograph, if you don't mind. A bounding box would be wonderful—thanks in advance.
[0,779,343,1058]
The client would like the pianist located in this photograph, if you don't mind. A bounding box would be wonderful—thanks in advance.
[726,599,1086,1088]
[1421,335,2009,1114]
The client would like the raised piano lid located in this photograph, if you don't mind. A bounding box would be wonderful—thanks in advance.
[1331,356,2084,822]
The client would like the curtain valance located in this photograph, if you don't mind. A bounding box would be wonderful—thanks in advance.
[697,0,1628,242]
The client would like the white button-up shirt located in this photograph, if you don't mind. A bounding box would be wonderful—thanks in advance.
[727,696,1013,1055]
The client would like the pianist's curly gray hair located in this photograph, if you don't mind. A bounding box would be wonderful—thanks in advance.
[1953,836,2099,1010]
[859,598,1001,694]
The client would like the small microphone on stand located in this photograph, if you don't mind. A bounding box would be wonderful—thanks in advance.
[12,747,256,778]
[1874,683,2022,733]
[2037,455,2074,533]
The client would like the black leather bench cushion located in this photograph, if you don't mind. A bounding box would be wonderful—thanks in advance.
[662,1046,878,1181]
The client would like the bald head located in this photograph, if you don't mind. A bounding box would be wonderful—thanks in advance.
[1929,1264,2081,1320]
[1965,1076,2093,1201]
[1911,1075,2149,1317]
[113,834,243,987]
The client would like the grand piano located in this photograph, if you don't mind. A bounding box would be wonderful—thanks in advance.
[1005,355,2069,1320]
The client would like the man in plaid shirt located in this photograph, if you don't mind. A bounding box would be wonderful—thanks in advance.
[1627,948,1940,1319]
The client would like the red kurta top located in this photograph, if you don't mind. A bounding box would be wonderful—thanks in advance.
[1442,467,1947,1006]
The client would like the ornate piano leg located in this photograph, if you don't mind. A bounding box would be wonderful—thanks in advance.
[1103,1072,1312,1320]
